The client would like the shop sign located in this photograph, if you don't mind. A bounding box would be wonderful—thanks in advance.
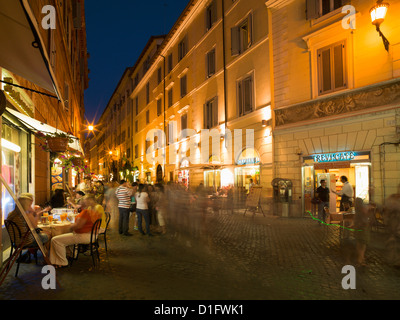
[236,157,260,166]
[313,152,356,163]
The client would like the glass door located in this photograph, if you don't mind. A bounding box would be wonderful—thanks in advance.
[302,165,314,217]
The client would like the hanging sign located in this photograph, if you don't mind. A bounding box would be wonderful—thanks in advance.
[313,151,356,163]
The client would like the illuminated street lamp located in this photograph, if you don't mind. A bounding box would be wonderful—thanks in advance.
[370,0,390,51]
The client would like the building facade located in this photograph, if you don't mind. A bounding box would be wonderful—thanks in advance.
[266,0,400,216]
[0,0,89,261]
[92,0,274,204]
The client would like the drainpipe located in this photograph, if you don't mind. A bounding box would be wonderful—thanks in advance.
[222,0,228,131]
[160,54,166,182]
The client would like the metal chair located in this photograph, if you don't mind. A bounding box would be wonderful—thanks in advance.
[4,220,39,277]
[98,212,111,252]
[72,219,102,268]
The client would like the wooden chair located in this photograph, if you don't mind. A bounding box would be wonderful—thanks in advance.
[72,219,102,268]
[98,212,111,252]
[4,220,39,277]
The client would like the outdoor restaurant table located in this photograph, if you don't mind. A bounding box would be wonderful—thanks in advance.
[328,211,355,239]
[37,221,72,237]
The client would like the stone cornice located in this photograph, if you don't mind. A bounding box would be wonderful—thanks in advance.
[275,79,400,127]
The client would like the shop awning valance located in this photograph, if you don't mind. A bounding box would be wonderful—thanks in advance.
[5,107,83,154]
[0,0,61,99]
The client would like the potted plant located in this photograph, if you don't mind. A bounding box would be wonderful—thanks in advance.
[35,131,74,152]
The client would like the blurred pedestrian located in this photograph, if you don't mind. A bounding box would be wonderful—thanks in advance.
[94,180,105,206]
[385,193,400,268]
[135,183,152,236]
[154,184,166,234]
[316,180,330,224]
[115,180,134,236]
[350,198,371,267]
[104,181,119,222]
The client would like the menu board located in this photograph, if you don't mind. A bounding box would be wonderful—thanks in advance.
[246,186,262,208]
[51,166,63,191]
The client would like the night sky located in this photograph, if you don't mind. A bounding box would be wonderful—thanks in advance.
[84,0,190,125]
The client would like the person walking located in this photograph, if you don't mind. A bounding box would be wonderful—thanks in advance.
[135,184,152,236]
[115,180,134,236]
[316,179,330,224]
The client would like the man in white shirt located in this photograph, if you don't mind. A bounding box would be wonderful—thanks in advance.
[115,180,134,236]
[332,176,354,211]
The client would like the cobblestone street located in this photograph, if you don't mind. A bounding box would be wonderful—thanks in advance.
[1,209,400,300]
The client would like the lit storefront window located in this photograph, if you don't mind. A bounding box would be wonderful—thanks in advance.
[1,121,30,225]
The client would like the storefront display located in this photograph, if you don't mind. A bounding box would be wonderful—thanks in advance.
[235,148,261,192]
[1,119,31,225]
[302,150,371,214]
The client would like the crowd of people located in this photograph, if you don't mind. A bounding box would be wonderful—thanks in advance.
[5,174,400,270]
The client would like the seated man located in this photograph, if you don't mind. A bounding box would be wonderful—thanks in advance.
[49,196,101,268]
[7,193,51,249]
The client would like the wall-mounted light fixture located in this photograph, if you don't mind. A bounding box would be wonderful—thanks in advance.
[370,0,390,51]
[262,119,272,127]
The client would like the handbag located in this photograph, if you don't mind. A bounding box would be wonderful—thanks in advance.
[129,203,136,212]
[311,197,321,204]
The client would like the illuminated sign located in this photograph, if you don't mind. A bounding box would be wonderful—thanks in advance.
[313,152,356,163]
[237,157,260,165]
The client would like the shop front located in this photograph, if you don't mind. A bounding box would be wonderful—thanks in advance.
[302,150,371,215]
[234,148,261,193]
[177,159,190,187]
[1,114,32,225]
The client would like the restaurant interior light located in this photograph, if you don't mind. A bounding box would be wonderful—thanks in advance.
[2,138,21,153]
[370,0,390,51]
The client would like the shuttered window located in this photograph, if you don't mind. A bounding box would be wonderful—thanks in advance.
[157,99,162,116]
[204,97,218,129]
[317,41,347,95]
[180,75,187,98]
[206,48,216,78]
[237,75,254,116]
[231,14,252,57]
[306,0,347,20]
[206,0,217,31]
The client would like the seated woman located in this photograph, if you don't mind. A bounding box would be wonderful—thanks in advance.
[50,189,66,208]
[7,193,51,249]
[67,191,85,212]
[49,196,101,268]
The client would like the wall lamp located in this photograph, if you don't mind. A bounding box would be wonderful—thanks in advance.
[262,119,272,127]
[370,0,390,52]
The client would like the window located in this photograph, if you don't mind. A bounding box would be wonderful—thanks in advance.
[135,144,139,159]
[204,97,218,129]
[127,148,131,159]
[206,0,217,31]
[135,120,138,133]
[157,99,162,116]
[168,88,173,108]
[146,82,150,105]
[306,0,344,20]
[206,48,216,78]
[135,96,139,115]
[231,14,252,56]
[181,114,188,138]
[237,74,254,116]
[180,75,187,98]
[167,53,173,73]
[317,41,347,95]
[146,110,150,124]
[157,67,162,85]
[178,36,188,61]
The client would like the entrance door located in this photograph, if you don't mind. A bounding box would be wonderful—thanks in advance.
[302,165,314,216]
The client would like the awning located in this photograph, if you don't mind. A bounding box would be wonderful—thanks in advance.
[0,0,61,99]
[5,107,83,154]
